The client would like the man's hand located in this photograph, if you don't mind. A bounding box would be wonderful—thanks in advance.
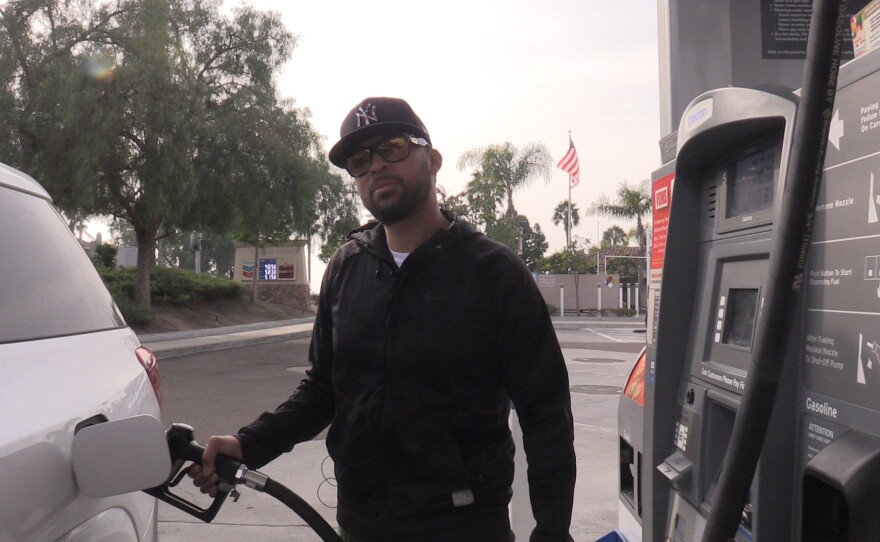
[188,435,243,498]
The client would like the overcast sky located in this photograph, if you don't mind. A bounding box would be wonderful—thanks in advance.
[229,0,662,290]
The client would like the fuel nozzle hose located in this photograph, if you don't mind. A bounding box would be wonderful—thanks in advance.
[228,463,341,541]
[262,477,343,542]
[222,463,341,542]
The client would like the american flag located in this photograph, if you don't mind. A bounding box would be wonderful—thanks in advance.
[557,136,580,188]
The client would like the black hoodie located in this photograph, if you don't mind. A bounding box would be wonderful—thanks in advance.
[236,214,576,542]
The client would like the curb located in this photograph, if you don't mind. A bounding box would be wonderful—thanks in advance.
[139,318,315,359]
[137,317,314,342]
[551,316,646,329]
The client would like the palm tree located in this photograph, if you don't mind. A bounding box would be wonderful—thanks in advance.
[552,200,581,247]
[591,180,652,308]
[591,180,652,254]
[457,142,552,217]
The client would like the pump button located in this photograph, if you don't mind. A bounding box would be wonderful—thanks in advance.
[686,388,695,404]
[658,451,693,489]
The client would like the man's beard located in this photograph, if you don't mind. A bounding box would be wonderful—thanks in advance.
[363,163,432,225]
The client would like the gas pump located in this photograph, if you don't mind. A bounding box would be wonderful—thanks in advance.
[646,86,800,542]
[617,5,880,541]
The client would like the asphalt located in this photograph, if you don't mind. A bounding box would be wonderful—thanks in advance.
[140,316,643,542]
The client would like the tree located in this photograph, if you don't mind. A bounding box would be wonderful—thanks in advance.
[601,225,628,248]
[518,220,548,271]
[436,185,470,222]
[590,180,652,305]
[606,257,640,286]
[0,0,355,311]
[91,243,118,269]
[591,180,652,251]
[552,201,580,247]
[108,219,136,247]
[438,170,504,231]
[536,244,596,275]
[456,141,552,217]
[314,174,362,263]
[155,229,236,277]
[486,214,547,271]
[438,182,546,268]
[444,142,551,268]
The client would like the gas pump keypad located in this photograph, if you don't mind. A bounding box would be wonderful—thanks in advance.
[675,421,689,451]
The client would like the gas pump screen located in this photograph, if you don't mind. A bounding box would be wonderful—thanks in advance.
[722,288,759,349]
[727,144,778,217]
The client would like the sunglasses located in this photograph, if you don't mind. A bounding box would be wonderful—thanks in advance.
[344,133,429,177]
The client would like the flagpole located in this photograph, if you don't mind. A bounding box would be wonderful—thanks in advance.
[557,130,579,250]
[567,178,572,248]
[566,130,572,249]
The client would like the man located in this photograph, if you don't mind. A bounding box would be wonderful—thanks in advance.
[191,97,576,541]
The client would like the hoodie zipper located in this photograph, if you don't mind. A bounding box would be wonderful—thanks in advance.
[379,259,403,537]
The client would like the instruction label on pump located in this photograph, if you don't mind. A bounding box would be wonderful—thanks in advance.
[802,415,843,463]
[650,172,675,290]
[803,311,880,409]
[805,89,880,408]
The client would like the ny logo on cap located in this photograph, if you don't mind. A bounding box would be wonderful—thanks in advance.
[356,104,379,128]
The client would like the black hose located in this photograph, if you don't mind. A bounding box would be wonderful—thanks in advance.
[263,478,343,542]
[700,1,847,540]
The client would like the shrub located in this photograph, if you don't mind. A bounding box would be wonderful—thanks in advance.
[150,267,244,304]
[91,244,118,269]
[99,267,138,301]
[114,295,153,327]
[96,266,245,321]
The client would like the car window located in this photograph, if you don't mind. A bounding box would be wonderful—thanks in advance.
[0,186,124,343]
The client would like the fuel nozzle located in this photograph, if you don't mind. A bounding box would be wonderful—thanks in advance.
[144,422,233,523]
[166,423,201,461]
[164,423,199,476]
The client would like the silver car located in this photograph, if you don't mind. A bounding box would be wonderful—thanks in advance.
[0,162,161,541]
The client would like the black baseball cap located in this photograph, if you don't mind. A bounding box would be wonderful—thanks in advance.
[328,97,431,168]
